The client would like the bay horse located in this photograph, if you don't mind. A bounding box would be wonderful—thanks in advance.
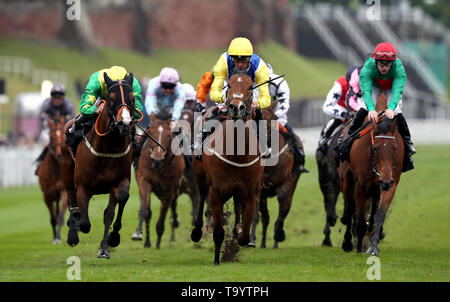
[191,73,263,265]
[37,116,68,244]
[131,113,185,248]
[249,103,306,248]
[338,93,404,256]
[61,72,137,258]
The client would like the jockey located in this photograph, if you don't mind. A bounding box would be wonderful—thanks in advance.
[195,70,214,111]
[318,65,360,151]
[132,67,185,166]
[339,42,415,171]
[35,83,75,175]
[266,63,307,174]
[193,37,271,160]
[145,67,186,127]
[66,66,143,155]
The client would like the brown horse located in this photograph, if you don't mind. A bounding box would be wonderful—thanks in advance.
[131,113,185,248]
[38,116,68,244]
[191,73,264,265]
[338,93,404,256]
[249,103,306,248]
[61,73,137,258]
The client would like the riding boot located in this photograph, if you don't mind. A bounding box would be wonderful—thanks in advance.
[396,113,415,172]
[34,146,49,175]
[283,125,308,175]
[318,118,343,153]
[339,109,368,162]
[254,109,271,158]
[66,114,94,156]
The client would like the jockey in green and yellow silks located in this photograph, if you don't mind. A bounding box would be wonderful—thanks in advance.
[66,66,143,155]
[80,65,143,116]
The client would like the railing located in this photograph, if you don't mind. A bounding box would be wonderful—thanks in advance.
[302,4,362,66]
[0,56,69,87]
[0,145,41,188]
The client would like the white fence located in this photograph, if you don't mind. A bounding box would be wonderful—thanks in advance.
[0,146,41,188]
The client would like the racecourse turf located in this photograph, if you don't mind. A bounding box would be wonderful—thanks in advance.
[0,145,449,282]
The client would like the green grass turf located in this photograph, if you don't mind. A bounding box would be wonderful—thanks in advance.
[0,145,449,281]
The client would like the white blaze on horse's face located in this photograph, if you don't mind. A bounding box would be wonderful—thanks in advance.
[120,108,132,126]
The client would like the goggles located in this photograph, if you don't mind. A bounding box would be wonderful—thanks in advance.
[161,82,176,90]
[51,92,65,98]
[231,56,251,64]
[373,51,396,60]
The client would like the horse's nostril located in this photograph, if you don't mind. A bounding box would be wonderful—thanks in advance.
[239,105,245,111]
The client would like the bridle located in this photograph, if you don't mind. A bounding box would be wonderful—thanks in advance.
[95,80,138,136]
[369,119,397,177]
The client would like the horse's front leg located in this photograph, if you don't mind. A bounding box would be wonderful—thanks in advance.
[273,184,295,248]
[131,178,152,246]
[209,187,225,265]
[155,193,172,249]
[191,184,208,242]
[55,190,68,244]
[170,194,180,242]
[97,195,116,259]
[61,148,79,247]
[238,195,257,248]
[107,179,130,249]
[367,185,397,257]
[354,184,369,253]
[77,186,92,234]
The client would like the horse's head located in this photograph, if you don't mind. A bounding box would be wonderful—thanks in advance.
[147,115,173,170]
[103,72,135,137]
[226,73,253,120]
[372,116,399,191]
[48,116,66,163]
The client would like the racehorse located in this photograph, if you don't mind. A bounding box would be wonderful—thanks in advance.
[338,93,404,256]
[177,100,201,225]
[37,116,68,244]
[131,113,185,248]
[61,72,137,258]
[315,120,350,247]
[249,103,306,248]
[190,73,264,265]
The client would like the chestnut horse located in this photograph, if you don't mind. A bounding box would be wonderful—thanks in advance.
[338,93,404,256]
[61,73,137,258]
[191,73,263,265]
[249,104,306,248]
[131,113,185,248]
[37,116,68,244]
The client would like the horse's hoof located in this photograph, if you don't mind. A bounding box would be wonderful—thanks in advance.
[247,241,256,248]
[131,232,143,241]
[322,238,333,247]
[274,229,286,242]
[191,228,203,243]
[107,232,120,248]
[366,246,379,257]
[341,240,353,252]
[97,249,110,259]
[52,238,62,245]
[67,232,79,247]
[144,241,151,248]
[238,237,250,247]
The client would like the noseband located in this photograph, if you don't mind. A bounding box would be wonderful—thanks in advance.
[370,129,396,177]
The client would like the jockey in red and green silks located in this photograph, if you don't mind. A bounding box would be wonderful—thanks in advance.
[340,42,415,172]
[80,65,143,117]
